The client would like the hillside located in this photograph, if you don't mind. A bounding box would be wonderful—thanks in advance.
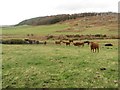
[2,12,118,40]
[17,12,117,26]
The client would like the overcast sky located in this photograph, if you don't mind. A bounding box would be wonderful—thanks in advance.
[0,0,119,25]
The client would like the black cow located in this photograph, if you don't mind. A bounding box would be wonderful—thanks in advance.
[105,43,113,46]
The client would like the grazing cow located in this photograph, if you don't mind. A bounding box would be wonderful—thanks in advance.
[105,43,113,46]
[90,42,99,53]
[73,42,84,47]
[84,41,90,45]
[55,40,62,45]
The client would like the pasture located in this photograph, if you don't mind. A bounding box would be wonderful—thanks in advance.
[2,39,118,88]
[1,14,118,88]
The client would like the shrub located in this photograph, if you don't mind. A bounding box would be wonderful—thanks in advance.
[2,39,25,44]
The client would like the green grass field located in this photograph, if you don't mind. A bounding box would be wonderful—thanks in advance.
[1,15,118,88]
[2,39,118,88]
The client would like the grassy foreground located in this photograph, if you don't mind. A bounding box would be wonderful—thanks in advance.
[2,40,118,88]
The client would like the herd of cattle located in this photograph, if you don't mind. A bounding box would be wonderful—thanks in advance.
[56,40,114,52]
[24,39,113,53]
[2,38,113,53]
[55,39,100,52]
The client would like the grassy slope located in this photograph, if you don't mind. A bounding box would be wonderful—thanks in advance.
[2,40,118,88]
[2,24,69,35]
[2,15,118,36]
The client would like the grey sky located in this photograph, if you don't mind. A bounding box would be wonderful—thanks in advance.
[0,0,119,25]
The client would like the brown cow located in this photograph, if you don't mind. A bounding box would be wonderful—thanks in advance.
[84,41,90,45]
[73,42,84,47]
[90,42,99,52]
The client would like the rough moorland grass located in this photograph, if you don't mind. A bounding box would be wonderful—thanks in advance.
[55,26,118,36]
[2,40,118,88]
[2,24,118,36]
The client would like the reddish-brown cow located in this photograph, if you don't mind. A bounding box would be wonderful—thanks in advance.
[90,42,99,52]
[73,42,84,47]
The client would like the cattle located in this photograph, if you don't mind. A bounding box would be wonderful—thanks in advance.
[105,43,113,46]
[90,42,99,53]
[84,41,90,45]
[73,42,84,47]
[55,40,62,45]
